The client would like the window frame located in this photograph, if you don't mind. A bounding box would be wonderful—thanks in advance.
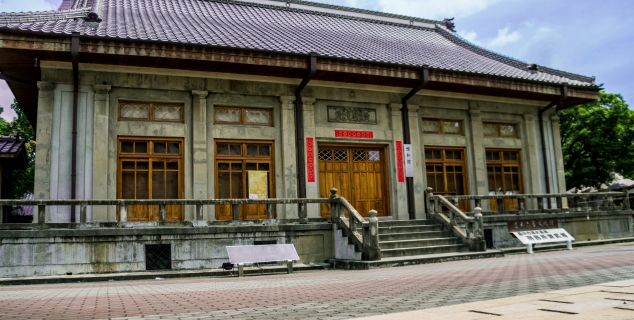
[485,149,524,194]
[424,147,470,211]
[421,118,463,135]
[214,106,274,126]
[483,122,519,138]
[118,101,184,123]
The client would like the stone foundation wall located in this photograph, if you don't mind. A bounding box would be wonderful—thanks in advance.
[484,211,633,248]
[0,222,333,278]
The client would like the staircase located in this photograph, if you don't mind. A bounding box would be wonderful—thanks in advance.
[332,219,503,270]
[379,219,468,257]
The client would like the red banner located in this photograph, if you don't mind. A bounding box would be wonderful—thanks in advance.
[334,129,374,139]
[395,140,405,183]
[306,137,315,183]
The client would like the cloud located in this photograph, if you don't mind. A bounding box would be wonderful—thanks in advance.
[458,27,521,50]
[0,81,17,121]
[374,0,504,20]
[0,0,56,13]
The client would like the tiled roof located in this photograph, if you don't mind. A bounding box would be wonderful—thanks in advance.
[0,134,24,156]
[0,0,596,87]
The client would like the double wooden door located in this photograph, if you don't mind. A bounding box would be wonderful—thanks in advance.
[318,146,389,217]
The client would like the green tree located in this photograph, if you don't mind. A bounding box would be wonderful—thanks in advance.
[0,99,35,199]
[560,91,634,189]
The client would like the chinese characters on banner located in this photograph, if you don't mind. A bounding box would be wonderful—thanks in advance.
[306,137,315,183]
[334,129,374,139]
[395,140,405,183]
[404,144,414,178]
[507,218,557,232]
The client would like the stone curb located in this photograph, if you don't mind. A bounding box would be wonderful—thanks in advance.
[499,236,634,254]
[0,263,328,286]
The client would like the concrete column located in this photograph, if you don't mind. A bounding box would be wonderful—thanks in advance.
[302,97,319,218]
[407,104,426,219]
[523,113,541,196]
[33,81,56,223]
[551,116,567,203]
[192,90,209,220]
[389,103,408,220]
[92,84,111,222]
[468,106,488,197]
[280,96,297,219]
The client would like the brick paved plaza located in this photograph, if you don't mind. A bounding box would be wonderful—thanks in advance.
[1,243,634,320]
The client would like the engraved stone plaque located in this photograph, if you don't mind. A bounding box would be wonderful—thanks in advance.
[328,106,377,124]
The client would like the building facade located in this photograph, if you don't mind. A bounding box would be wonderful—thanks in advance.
[0,0,599,223]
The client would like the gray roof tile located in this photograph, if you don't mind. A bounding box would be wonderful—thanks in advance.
[0,0,596,86]
[0,135,24,156]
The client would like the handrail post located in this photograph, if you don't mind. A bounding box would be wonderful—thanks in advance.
[120,203,127,223]
[452,197,459,210]
[556,196,563,213]
[474,198,482,211]
[363,209,381,261]
[266,203,274,220]
[425,187,433,217]
[497,198,504,213]
[159,204,166,223]
[624,189,631,210]
[473,207,486,251]
[537,197,544,211]
[330,188,340,223]
[349,212,357,234]
[592,196,599,211]
[195,204,203,220]
[518,198,525,215]
[231,204,240,221]
[38,205,46,224]
[298,203,308,224]
[80,203,87,223]
[433,197,439,217]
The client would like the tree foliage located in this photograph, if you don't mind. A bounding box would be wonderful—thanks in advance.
[560,91,634,189]
[0,99,35,199]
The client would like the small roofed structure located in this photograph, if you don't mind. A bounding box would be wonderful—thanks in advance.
[0,132,27,223]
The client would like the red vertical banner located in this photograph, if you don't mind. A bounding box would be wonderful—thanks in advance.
[395,140,405,183]
[306,137,315,183]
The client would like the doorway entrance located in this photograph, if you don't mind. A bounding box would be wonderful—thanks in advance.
[318,145,389,217]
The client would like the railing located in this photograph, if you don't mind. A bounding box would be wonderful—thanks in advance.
[425,190,486,252]
[428,188,633,215]
[328,188,381,261]
[0,190,381,261]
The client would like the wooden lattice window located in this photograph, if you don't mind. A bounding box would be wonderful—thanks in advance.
[422,119,463,135]
[117,137,184,221]
[483,122,518,138]
[486,149,523,211]
[214,107,273,126]
[425,147,469,211]
[119,101,184,122]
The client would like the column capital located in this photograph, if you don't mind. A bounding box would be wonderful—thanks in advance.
[301,97,316,105]
[550,115,560,122]
[93,84,111,94]
[279,95,295,104]
[469,108,481,117]
[407,104,419,113]
[523,113,535,121]
[389,103,402,111]
[37,81,56,92]
[192,90,209,98]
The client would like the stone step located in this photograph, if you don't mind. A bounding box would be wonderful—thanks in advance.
[378,219,437,227]
[332,250,504,270]
[379,237,462,249]
[379,231,454,241]
[378,225,440,234]
[380,244,469,258]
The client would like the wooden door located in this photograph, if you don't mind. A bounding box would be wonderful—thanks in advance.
[424,148,469,212]
[118,139,184,222]
[318,146,389,217]
[215,141,274,220]
[486,149,523,211]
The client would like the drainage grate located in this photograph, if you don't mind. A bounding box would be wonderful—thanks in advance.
[469,310,501,316]
[146,244,172,270]
[538,309,578,315]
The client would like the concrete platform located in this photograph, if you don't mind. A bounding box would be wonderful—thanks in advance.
[333,250,505,270]
[0,263,328,286]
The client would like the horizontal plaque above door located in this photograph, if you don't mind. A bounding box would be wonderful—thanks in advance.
[334,130,374,139]
[327,106,377,124]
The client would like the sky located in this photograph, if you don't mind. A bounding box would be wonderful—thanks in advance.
[1,0,633,120]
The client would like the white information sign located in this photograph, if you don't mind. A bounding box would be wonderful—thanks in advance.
[403,144,414,178]
[511,228,574,253]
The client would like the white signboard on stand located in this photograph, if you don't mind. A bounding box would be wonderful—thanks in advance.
[403,144,414,178]
[511,228,574,253]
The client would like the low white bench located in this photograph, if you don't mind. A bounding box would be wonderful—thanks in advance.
[226,244,299,277]
[511,228,574,253]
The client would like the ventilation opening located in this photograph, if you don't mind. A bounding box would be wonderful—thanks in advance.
[146,244,172,270]
[484,229,494,249]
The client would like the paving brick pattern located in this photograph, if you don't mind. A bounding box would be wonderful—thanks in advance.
[1,243,634,320]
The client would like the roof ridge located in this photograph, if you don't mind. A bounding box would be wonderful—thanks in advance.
[437,26,595,84]
[0,8,89,24]
[263,0,443,25]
